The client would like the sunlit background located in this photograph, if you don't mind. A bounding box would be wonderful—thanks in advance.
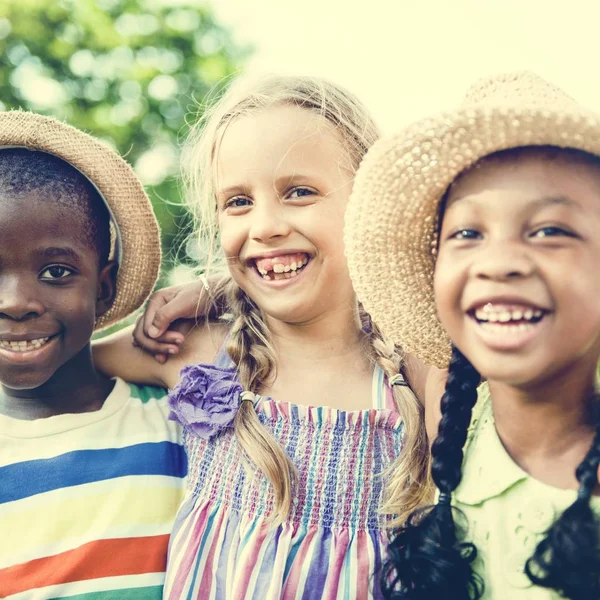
[1,0,598,332]
[212,0,600,129]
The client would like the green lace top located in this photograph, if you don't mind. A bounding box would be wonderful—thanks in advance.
[453,384,600,599]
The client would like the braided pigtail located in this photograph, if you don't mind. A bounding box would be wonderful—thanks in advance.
[361,311,433,525]
[382,346,483,600]
[226,280,297,524]
[525,400,600,599]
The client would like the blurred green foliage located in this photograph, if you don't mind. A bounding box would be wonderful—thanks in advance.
[0,0,246,284]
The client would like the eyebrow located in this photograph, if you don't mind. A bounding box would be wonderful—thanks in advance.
[273,174,316,186]
[530,195,581,211]
[217,185,249,198]
[217,174,319,197]
[42,247,82,262]
[448,194,582,213]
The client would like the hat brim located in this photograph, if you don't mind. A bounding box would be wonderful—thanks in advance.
[0,111,161,330]
[345,105,600,368]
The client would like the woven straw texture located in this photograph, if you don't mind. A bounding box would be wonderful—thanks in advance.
[0,111,161,329]
[345,72,600,367]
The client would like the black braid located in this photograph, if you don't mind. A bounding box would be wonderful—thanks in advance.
[525,398,600,599]
[381,346,484,600]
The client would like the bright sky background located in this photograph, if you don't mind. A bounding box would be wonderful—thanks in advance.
[209,0,600,133]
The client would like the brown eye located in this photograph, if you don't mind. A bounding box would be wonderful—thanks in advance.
[39,265,73,280]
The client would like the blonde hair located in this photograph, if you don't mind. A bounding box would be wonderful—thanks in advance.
[182,74,432,524]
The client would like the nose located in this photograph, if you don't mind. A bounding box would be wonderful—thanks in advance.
[0,275,45,321]
[248,199,292,242]
[471,241,535,281]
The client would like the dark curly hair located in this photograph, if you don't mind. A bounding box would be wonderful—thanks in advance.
[382,346,600,600]
[0,148,111,264]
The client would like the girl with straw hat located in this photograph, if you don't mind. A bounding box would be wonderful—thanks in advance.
[345,72,600,599]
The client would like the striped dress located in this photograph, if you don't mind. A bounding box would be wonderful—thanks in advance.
[164,349,405,599]
[0,378,187,600]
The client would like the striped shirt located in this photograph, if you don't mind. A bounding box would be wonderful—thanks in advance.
[0,378,186,600]
[165,351,406,600]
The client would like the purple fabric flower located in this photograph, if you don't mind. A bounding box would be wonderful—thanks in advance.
[168,363,243,439]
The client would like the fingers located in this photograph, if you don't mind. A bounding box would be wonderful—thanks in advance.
[170,319,196,337]
[131,280,212,363]
[142,292,174,339]
[133,314,181,362]
[146,289,205,338]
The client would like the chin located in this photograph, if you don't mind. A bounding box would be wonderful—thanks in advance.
[473,357,551,389]
[260,301,317,325]
[0,371,54,391]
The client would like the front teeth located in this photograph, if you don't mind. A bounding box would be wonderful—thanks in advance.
[0,337,50,352]
[257,256,309,280]
[474,307,543,323]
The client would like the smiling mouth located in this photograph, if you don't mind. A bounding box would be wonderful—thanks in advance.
[253,252,310,281]
[0,337,53,352]
[470,303,548,331]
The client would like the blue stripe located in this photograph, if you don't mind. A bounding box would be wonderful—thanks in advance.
[0,441,187,503]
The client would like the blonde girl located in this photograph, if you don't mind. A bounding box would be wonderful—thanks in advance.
[95,74,433,599]
[345,71,600,599]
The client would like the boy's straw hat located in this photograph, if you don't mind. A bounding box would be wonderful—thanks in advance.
[345,71,600,368]
[0,111,161,330]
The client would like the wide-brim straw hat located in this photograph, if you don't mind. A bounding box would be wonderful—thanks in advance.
[345,71,600,368]
[0,111,161,330]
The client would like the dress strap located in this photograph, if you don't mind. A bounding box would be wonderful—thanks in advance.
[212,334,235,369]
[372,366,408,411]
[372,365,392,410]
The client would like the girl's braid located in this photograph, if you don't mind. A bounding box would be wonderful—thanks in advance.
[382,346,483,600]
[226,281,296,524]
[362,312,433,524]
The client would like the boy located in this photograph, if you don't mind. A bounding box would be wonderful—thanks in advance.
[0,112,186,599]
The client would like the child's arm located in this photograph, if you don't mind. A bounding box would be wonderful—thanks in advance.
[132,278,228,362]
[93,322,229,389]
[94,325,173,387]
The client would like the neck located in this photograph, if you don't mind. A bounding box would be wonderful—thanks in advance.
[488,361,598,475]
[0,344,113,420]
[266,300,366,367]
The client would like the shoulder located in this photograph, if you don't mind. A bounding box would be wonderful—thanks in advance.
[455,384,527,506]
[125,379,169,403]
[161,321,230,388]
[113,378,184,446]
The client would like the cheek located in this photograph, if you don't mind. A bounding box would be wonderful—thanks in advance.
[560,275,600,338]
[433,255,463,327]
[218,219,244,258]
[56,289,97,345]
[305,206,345,254]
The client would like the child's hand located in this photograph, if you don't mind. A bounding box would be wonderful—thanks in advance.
[132,279,216,363]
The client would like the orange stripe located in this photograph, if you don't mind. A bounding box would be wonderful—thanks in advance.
[0,534,169,596]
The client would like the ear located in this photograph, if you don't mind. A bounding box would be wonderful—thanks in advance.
[95,260,119,318]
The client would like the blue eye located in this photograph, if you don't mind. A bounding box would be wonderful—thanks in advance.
[288,187,316,199]
[449,229,481,240]
[39,265,73,281]
[225,196,252,209]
